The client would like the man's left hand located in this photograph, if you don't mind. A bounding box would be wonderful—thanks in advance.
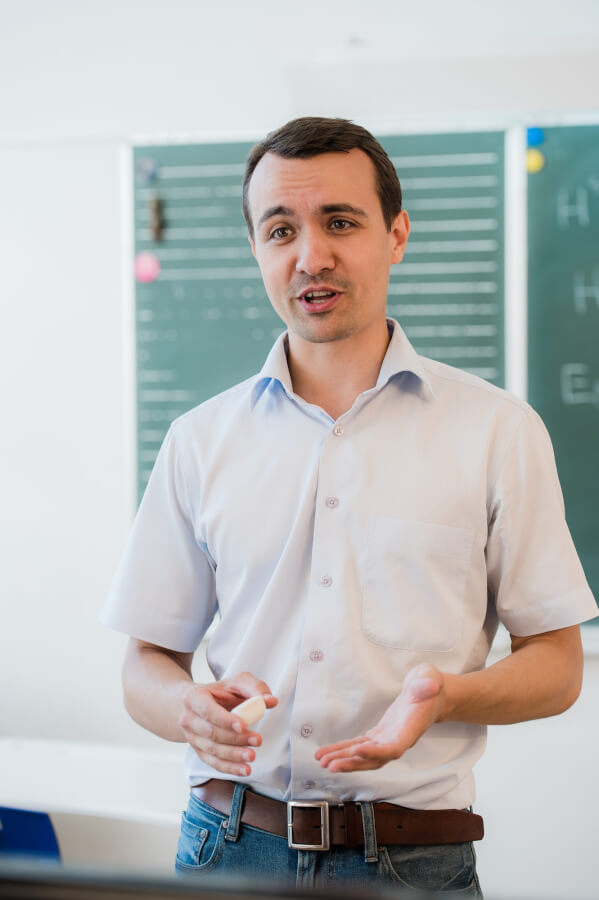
[315,664,444,773]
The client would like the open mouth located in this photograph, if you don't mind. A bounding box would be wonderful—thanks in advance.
[303,290,337,304]
[298,288,341,313]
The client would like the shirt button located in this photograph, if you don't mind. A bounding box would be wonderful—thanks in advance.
[309,650,324,662]
[301,725,313,738]
[302,780,316,790]
[325,496,339,508]
[320,575,332,588]
[333,425,344,436]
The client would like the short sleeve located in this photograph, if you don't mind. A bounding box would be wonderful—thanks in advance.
[100,425,217,652]
[486,406,597,635]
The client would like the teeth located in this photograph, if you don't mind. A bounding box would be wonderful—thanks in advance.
[305,290,334,301]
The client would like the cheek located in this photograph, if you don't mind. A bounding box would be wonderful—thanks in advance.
[257,252,286,288]
[354,239,388,269]
[256,260,289,312]
[352,246,389,288]
[263,269,285,303]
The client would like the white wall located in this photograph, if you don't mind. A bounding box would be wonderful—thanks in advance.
[1,2,598,897]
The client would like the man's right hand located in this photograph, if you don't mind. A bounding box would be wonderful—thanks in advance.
[179,672,278,777]
[122,641,277,775]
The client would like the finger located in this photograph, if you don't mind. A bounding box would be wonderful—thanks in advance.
[209,687,247,708]
[404,662,442,683]
[223,672,278,706]
[319,738,401,768]
[322,748,394,772]
[346,740,397,760]
[184,686,243,729]
[317,740,373,768]
[189,735,257,766]
[189,717,263,748]
[181,705,264,749]
[220,689,278,713]
[326,755,385,773]
[185,685,267,738]
[315,737,369,760]
[193,748,254,778]
[406,677,441,701]
[180,704,239,742]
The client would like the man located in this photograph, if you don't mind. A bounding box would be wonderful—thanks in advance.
[102,118,597,896]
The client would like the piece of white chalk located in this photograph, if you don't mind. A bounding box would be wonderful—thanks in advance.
[232,695,267,727]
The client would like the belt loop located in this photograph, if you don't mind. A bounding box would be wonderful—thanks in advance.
[360,802,378,863]
[224,783,247,842]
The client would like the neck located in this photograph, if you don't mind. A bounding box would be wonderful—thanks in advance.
[287,319,391,420]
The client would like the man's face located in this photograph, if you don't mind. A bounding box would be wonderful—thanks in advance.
[248,149,409,347]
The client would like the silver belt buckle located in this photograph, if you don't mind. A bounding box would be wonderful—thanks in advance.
[287,800,330,851]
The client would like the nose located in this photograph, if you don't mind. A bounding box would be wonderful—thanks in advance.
[295,227,335,276]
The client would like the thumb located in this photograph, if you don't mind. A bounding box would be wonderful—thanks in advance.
[403,663,443,702]
[406,677,441,702]
[224,672,278,707]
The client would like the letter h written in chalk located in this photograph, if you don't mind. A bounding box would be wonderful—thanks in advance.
[557,188,590,229]
[573,270,599,314]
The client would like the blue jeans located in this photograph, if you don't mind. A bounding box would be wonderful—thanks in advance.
[175,786,483,897]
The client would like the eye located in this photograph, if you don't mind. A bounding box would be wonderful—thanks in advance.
[329,219,353,231]
[269,225,293,240]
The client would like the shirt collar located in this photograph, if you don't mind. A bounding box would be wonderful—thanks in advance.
[377,319,434,398]
[250,331,294,408]
[250,318,434,409]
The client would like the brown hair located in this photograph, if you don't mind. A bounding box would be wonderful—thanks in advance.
[242,117,402,238]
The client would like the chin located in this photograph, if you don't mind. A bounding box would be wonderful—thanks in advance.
[297,324,356,344]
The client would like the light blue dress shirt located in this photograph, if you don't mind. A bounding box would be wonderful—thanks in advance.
[102,320,597,809]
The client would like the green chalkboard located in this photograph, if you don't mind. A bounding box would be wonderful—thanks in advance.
[527,125,599,605]
[379,131,505,386]
[133,142,272,497]
[133,132,505,500]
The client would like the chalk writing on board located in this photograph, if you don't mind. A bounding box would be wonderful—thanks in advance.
[573,270,599,314]
[560,363,599,407]
[557,188,590,228]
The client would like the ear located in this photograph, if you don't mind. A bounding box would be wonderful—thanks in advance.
[248,234,257,259]
[389,210,410,264]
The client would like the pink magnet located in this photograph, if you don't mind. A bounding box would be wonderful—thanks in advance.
[135,251,161,283]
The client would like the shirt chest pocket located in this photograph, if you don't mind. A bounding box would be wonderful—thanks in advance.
[361,517,475,652]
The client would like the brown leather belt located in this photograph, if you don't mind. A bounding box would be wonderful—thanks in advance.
[194,779,484,850]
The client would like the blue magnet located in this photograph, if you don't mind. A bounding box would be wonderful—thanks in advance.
[527,128,545,148]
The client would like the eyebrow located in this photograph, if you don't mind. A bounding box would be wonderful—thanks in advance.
[257,206,294,229]
[320,203,368,218]
[257,203,369,229]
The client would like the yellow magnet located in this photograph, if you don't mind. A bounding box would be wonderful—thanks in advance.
[526,148,545,174]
